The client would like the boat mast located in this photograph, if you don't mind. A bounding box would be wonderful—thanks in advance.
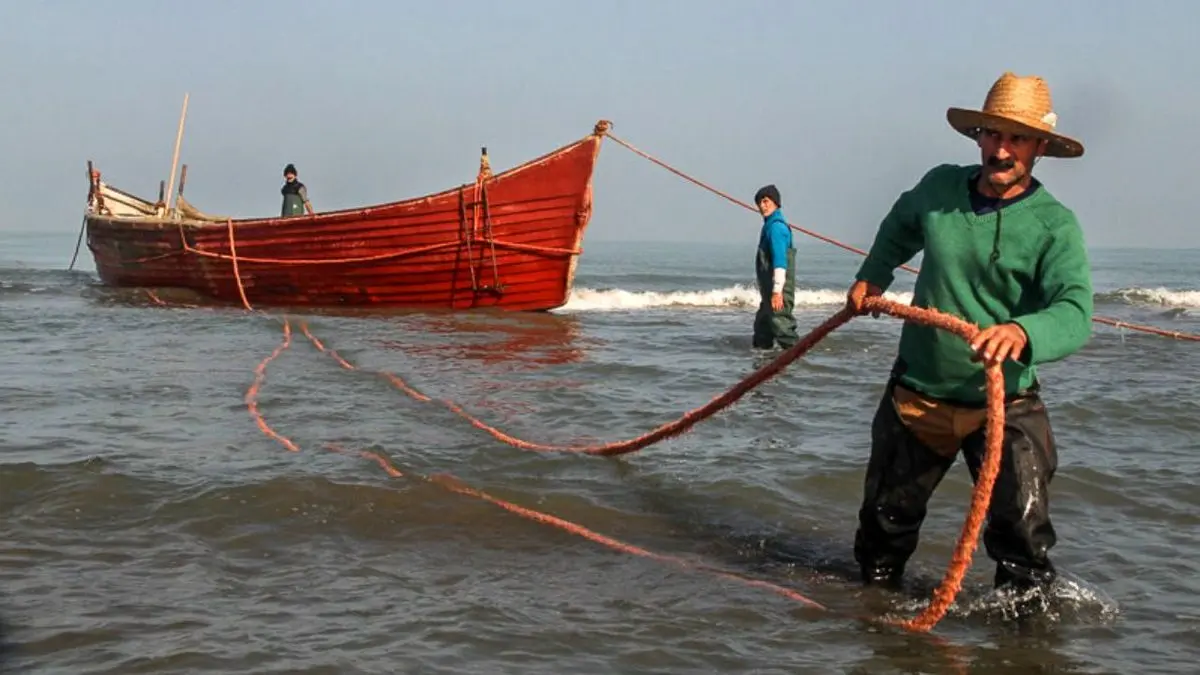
[165,92,189,219]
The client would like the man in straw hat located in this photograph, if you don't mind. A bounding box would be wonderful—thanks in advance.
[844,72,1094,596]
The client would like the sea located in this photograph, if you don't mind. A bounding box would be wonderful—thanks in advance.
[2,229,1198,674]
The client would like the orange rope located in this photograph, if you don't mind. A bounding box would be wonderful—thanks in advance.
[94,163,961,672]
[602,130,1200,342]
[297,298,1000,633]
[109,128,1191,344]
[222,157,977,639]
[232,324,976,675]
[245,321,300,453]
[142,202,975,665]
[186,238,462,266]
[485,238,580,257]
[144,289,203,309]
[225,219,253,311]
[328,443,972,674]
[1090,314,1200,342]
[219,218,307,453]
[240,296,835,614]
[302,302,955,458]
[328,442,826,610]
[118,221,578,268]
[602,133,902,271]
[203,221,972,656]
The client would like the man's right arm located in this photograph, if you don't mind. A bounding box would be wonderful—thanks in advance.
[854,182,926,292]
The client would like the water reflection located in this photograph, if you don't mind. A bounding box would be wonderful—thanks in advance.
[88,285,599,374]
[377,311,599,372]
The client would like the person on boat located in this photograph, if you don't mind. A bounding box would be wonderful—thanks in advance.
[845,72,1093,595]
[752,184,799,350]
[281,163,314,217]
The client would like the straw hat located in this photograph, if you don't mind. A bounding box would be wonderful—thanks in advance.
[946,72,1084,158]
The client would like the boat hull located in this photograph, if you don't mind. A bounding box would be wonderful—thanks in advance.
[84,128,606,312]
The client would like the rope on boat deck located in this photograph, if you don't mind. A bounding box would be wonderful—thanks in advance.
[597,127,1200,343]
[214,212,996,635]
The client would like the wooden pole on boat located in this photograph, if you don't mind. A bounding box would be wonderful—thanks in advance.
[178,164,188,200]
[165,92,189,218]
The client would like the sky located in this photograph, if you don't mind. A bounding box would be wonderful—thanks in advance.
[1,0,1196,250]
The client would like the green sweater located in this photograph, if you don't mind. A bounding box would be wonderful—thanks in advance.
[855,163,1094,403]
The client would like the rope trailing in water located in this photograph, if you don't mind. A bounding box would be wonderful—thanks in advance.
[215,217,994,633]
[332,442,829,612]
[242,339,976,674]
[598,128,1200,343]
[334,446,973,670]
[299,301,1000,633]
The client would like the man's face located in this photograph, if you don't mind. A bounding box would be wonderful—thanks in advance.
[977,127,1046,194]
[757,197,777,217]
[284,172,296,183]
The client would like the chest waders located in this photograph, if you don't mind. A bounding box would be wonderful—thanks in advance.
[281,181,306,217]
[753,245,798,349]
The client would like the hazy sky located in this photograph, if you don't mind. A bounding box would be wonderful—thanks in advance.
[1,1,1195,249]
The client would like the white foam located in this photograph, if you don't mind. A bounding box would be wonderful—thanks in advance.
[556,284,1200,313]
[1112,287,1200,308]
[557,285,915,312]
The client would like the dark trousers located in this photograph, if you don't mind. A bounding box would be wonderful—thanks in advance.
[853,380,1060,591]
[752,297,798,349]
[752,247,798,350]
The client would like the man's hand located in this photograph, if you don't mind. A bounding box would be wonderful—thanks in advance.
[969,323,1028,367]
[846,280,884,316]
[771,292,784,312]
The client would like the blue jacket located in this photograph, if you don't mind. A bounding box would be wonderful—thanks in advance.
[758,208,793,270]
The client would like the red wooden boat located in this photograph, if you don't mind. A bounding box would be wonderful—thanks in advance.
[82,120,612,311]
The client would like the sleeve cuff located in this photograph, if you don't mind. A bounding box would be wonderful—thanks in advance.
[1007,320,1033,365]
[855,258,894,291]
[772,268,786,294]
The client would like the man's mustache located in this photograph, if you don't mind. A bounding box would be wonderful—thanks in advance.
[987,155,1016,170]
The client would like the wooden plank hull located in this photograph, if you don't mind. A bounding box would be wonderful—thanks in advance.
[83,125,608,312]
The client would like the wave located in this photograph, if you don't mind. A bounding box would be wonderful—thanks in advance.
[1099,287,1200,309]
[560,285,1200,312]
[559,285,913,312]
[2,266,1195,313]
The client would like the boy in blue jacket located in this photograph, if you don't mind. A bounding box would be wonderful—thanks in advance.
[752,184,798,349]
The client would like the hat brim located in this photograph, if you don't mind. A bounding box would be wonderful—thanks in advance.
[946,107,1084,159]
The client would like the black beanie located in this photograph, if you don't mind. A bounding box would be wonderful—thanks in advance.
[754,184,781,208]
[283,163,297,176]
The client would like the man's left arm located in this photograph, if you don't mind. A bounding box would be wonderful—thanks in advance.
[1011,220,1095,365]
[772,222,792,306]
[300,185,314,215]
